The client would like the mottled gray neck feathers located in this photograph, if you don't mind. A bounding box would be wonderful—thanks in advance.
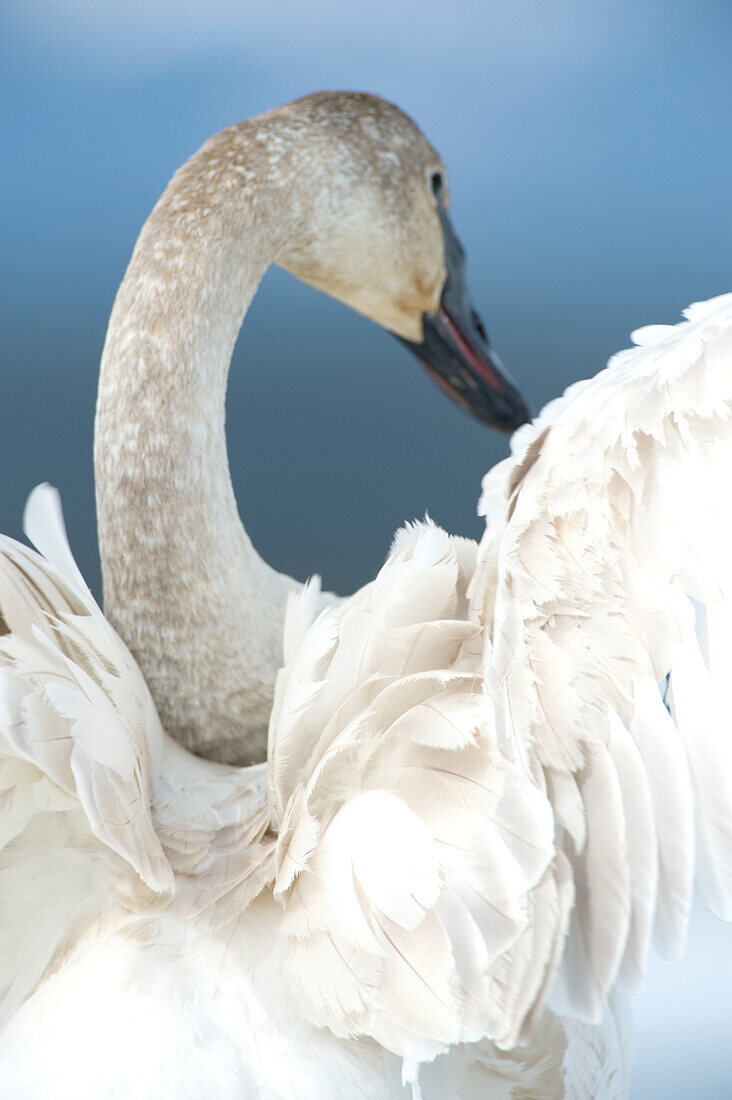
[95,122,300,765]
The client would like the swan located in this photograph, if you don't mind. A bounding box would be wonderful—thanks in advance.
[1,88,731,1096]
[94,91,529,767]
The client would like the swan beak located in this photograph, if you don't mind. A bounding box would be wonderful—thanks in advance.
[399,209,531,433]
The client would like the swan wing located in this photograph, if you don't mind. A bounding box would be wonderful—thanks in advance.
[5,484,277,914]
[268,521,571,1071]
[0,486,177,1021]
[473,292,732,1024]
[0,485,172,892]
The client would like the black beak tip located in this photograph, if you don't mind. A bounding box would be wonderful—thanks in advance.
[489,392,532,434]
[465,378,531,434]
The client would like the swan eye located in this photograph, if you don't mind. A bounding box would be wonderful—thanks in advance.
[430,171,444,201]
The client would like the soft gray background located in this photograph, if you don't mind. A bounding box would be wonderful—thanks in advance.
[2,2,731,1094]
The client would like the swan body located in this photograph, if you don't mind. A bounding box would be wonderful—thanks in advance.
[1,292,732,1094]
[0,489,626,1099]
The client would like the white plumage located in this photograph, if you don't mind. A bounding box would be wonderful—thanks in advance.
[1,293,732,1096]
[474,292,732,1024]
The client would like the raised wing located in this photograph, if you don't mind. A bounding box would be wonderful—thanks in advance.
[0,486,275,1022]
[0,485,172,892]
[0,485,175,1022]
[473,292,732,1023]
[268,522,570,1074]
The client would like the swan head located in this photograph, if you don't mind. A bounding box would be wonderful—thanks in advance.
[274,92,530,433]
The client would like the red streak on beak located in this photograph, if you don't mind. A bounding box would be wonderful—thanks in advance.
[437,305,507,395]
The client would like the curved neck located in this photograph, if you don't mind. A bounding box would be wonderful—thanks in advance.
[95,125,299,765]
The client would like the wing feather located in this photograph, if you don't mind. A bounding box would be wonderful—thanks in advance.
[473,292,732,1027]
[0,523,171,894]
[269,521,561,1068]
[0,489,278,1023]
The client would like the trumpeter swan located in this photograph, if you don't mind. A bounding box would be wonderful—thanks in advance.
[1,91,731,1096]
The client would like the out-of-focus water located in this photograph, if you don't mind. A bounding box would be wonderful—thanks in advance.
[2,2,732,1093]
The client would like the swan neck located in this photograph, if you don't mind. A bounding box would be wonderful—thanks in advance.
[94,125,297,765]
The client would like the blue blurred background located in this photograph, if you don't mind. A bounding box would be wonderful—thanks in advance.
[2,1,731,1094]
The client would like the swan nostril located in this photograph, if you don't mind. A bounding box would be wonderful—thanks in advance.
[471,309,488,344]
